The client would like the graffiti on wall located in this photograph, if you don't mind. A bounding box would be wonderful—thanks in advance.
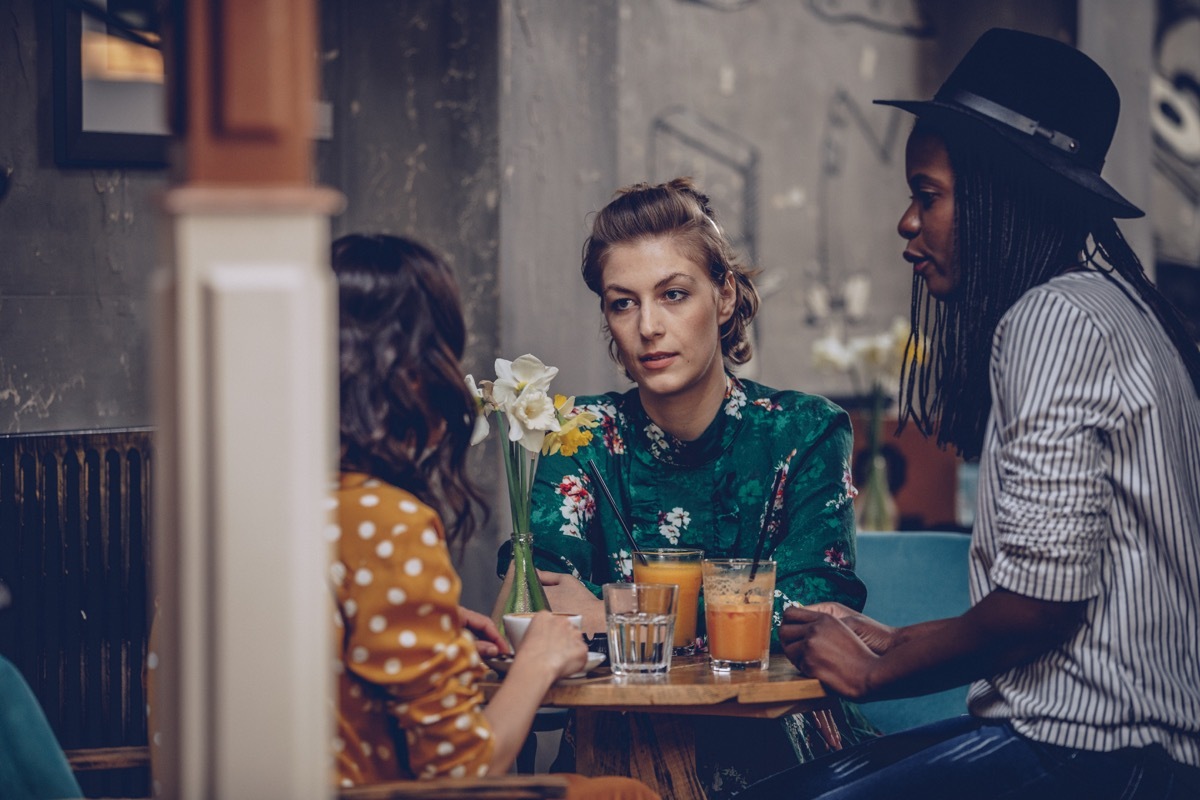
[1153,0,1200,337]
[804,0,933,37]
[667,0,932,327]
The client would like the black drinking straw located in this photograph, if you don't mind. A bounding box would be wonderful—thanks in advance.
[586,458,646,565]
[750,466,787,581]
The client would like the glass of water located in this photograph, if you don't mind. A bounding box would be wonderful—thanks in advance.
[602,582,678,676]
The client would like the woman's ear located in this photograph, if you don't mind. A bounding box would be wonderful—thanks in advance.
[716,272,736,325]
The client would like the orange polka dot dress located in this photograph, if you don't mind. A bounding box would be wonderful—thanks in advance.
[331,472,494,787]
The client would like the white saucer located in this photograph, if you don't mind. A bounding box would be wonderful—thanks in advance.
[486,651,606,678]
[571,651,607,677]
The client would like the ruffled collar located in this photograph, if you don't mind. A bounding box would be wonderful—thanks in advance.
[626,374,748,468]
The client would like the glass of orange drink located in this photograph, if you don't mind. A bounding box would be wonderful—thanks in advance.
[631,548,704,651]
[702,559,775,671]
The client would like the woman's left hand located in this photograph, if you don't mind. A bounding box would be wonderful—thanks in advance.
[536,571,607,634]
[458,605,511,657]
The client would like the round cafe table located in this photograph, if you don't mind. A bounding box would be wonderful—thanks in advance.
[481,654,839,798]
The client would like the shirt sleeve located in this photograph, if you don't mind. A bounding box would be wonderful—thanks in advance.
[335,488,495,780]
[769,400,868,627]
[986,291,1117,602]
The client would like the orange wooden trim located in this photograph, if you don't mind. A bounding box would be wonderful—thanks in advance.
[216,0,290,136]
[64,745,151,772]
[178,0,316,184]
[338,775,569,800]
[162,185,345,215]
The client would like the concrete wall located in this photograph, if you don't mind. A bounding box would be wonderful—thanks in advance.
[316,0,506,607]
[498,0,621,395]
[0,1,165,434]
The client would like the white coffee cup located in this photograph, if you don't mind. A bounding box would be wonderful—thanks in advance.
[502,611,583,651]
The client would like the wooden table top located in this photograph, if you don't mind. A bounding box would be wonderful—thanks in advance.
[482,655,830,719]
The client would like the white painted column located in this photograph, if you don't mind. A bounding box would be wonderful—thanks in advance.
[151,187,341,799]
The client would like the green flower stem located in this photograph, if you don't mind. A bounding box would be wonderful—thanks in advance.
[860,382,895,531]
[868,381,883,462]
[493,415,550,626]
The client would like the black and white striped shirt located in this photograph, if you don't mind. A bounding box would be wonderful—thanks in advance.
[968,270,1200,767]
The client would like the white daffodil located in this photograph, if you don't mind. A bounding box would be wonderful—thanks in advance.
[464,375,491,446]
[848,317,911,388]
[812,333,856,373]
[492,354,558,411]
[506,386,559,453]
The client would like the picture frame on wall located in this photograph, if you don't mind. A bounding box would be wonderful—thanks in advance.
[52,0,170,169]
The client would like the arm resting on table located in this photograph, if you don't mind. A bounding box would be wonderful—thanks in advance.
[781,588,1085,701]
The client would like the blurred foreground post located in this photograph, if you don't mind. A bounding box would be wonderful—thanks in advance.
[151,1,341,797]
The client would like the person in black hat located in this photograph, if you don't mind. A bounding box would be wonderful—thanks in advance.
[739,28,1200,800]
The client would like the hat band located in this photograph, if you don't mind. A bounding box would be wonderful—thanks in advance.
[947,90,1085,161]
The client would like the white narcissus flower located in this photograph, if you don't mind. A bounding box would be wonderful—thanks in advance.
[491,354,558,410]
[843,275,871,321]
[507,387,559,453]
[848,317,911,388]
[464,375,491,446]
[812,334,856,373]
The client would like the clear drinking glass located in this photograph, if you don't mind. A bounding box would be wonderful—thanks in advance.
[630,548,704,652]
[702,559,775,672]
[602,582,678,676]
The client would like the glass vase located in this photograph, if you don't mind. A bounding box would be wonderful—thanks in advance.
[496,532,551,635]
[855,383,899,532]
[857,452,899,531]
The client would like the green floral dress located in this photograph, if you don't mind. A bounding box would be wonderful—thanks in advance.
[497,374,876,798]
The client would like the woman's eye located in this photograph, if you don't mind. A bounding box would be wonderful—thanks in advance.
[663,289,688,302]
[608,297,634,312]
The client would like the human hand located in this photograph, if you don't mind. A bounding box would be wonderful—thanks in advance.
[793,603,897,655]
[511,610,588,681]
[536,571,606,634]
[779,605,880,699]
[459,605,511,657]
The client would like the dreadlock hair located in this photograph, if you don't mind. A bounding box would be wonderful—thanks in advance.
[898,120,1200,461]
[333,233,487,550]
[581,177,761,371]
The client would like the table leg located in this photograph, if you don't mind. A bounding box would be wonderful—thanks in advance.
[575,710,707,799]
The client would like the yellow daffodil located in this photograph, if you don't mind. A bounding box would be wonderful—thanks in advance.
[541,396,600,457]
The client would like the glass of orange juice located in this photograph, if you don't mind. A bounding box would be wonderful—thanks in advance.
[631,549,704,652]
[702,559,775,671]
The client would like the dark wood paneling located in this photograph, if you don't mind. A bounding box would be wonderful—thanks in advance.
[0,429,154,797]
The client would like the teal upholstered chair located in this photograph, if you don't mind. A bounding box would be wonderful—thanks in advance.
[0,656,83,800]
[855,531,973,734]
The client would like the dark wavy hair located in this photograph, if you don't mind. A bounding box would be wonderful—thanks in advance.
[899,120,1200,460]
[580,177,761,368]
[333,233,486,546]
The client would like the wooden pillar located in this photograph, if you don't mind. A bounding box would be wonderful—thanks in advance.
[151,1,342,798]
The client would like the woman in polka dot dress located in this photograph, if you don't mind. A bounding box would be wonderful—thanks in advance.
[331,233,658,799]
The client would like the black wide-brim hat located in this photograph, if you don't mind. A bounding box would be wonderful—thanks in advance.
[876,27,1144,219]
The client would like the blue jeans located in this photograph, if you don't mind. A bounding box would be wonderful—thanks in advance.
[734,715,1200,800]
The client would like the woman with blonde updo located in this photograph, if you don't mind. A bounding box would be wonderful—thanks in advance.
[495,179,876,798]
